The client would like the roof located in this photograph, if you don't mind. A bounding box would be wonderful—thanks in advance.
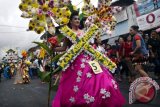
[111,0,135,6]
[6,49,15,53]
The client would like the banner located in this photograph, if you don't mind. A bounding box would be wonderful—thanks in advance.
[137,9,160,30]
[134,0,160,17]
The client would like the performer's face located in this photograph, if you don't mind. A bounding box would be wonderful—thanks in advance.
[129,28,136,35]
[71,15,80,27]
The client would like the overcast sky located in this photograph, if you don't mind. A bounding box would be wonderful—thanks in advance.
[0,0,119,60]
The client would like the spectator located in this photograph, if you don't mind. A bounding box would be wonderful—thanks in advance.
[123,35,136,82]
[116,37,127,81]
[148,30,160,79]
[0,65,3,82]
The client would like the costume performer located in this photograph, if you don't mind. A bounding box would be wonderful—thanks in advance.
[52,11,125,107]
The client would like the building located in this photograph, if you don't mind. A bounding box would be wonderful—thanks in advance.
[101,0,136,44]
[102,0,160,45]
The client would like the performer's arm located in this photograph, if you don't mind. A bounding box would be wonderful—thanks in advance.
[53,38,69,52]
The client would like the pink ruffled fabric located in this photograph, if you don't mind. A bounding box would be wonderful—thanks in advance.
[52,53,125,107]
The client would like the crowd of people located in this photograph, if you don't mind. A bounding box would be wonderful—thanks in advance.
[92,26,160,83]
[0,13,159,107]
[0,56,45,84]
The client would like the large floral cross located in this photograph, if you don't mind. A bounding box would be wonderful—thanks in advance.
[58,25,116,71]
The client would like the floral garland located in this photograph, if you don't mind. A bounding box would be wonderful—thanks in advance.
[59,24,116,71]
[58,25,98,70]
[60,26,78,44]
[83,45,116,71]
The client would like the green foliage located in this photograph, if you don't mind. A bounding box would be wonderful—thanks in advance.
[57,34,65,43]
[52,84,59,91]
[33,41,53,55]
[38,71,51,82]
[51,53,64,62]
[79,13,85,21]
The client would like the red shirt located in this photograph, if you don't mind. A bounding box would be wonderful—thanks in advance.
[124,41,132,57]
[118,43,125,57]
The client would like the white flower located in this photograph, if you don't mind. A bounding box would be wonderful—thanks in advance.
[105,91,111,98]
[86,72,92,78]
[102,96,106,99]
[100,89,111,99]
[77,70,82,76]
[114,85,118,90]
[111,79,116,85]
[84,93,90,100]
[89,96,95,103]
[100,88,106,94]
[86,100,90,104]
[69,97,75,103]
[111,79,118,90]
[83,93,95,104]
[76,77,81,82]
[81,58,86,63]
[80,63,85,68]
[73,86,79,92]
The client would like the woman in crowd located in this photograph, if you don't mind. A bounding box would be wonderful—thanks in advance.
[148,30,160,79]
[123,35,136,82]
[116,37,127,81]
[129,25,149,77]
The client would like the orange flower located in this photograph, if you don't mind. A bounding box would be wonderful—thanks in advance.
[21,50,27,58]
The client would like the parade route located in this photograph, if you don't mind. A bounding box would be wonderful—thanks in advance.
[0,77,159,107]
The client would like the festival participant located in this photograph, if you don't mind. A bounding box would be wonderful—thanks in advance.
[52,11,125,107]
[22,63,30,84]
[129,25,149,77]
[3,64,11,79]
[148,30,160,79]
[0,65,3,82]
[14,60,23,84]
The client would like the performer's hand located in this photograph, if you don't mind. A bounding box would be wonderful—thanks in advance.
[130,52,134,56]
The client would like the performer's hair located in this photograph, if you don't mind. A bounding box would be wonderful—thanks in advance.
[131,25,139,32]
[70,11,79,21]
[68,11,79,28]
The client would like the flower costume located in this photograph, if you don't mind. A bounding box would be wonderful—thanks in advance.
[52,32,125,107]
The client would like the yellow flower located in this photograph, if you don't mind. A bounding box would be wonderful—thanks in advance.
[61,17,69,25]
[19,3,28,11]
[34,26,45,34]
[39,48,46,59]
[52,8,58,14]
[25,60,31,65]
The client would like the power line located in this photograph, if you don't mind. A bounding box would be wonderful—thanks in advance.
[0,25,26,28]
[76,1,83,6]
[0,31,28,33]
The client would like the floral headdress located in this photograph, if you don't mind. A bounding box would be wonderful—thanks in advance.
[19,0,117,72]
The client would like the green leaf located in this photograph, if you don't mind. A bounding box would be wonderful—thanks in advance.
[52,53,65,62]
[67,4,74,13]
[79,13,85,21]
[52,84,59,91]
[57,34,65,43]
[52,67,62,75]
[39,72,51,82]
[33,41,53,55]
